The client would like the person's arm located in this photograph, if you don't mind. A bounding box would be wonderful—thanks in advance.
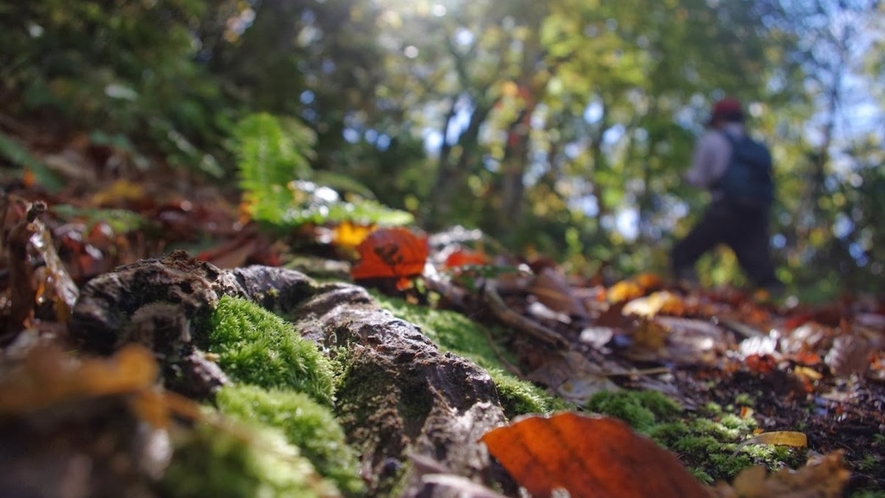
[684,132,730,189]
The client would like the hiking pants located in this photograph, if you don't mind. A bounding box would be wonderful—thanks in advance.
[670,198,779,288]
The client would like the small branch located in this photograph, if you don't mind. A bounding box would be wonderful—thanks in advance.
[482,279,569,349]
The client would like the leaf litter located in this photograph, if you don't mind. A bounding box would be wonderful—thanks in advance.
[2,130,885,496]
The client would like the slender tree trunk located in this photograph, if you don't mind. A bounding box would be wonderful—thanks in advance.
[428,97,496,229]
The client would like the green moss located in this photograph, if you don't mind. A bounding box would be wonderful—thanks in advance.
[649,409,805,484]
[216,385,364,497]
[372,293,515,372]
[585,389,681,434]
[372,293,569,420]
[158,422,336,498]
[208,296,335,405]
[584,389,806,483]
[734,392,754,406]
[488,368,566,419]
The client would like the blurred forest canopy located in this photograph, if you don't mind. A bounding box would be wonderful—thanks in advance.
[1,0,884,299]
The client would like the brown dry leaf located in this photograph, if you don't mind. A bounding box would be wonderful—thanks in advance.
[713,451,849,498]
[6,200,43,331]
[0,344,158,415]
[628,318,670,358]
[531,267,589,319]
[31,223,79,321]
[481,413,711,498]
[825,335,870,377]
[524,351,621,403]
[653,317,729,366]
[197,235,257,269]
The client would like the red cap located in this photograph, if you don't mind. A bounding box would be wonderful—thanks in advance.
[710,98,743,124]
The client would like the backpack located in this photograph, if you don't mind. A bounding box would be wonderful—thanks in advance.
[716,132,774,204]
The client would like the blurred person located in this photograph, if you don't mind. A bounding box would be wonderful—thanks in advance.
[670,97,782,292]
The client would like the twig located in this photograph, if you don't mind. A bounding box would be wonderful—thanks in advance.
[482,279,569,349]
[0,190,9,253]
[603,367,671,377]
[482,327,523,376]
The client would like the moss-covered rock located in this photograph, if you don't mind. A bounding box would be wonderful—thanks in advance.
[373,293,562,418]
[158,422,337,498]
[216,385,364,497]
[488,368,565,419]
[207,295,335,406]
[371,293,512,371]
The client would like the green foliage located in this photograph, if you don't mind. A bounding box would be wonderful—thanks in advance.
[235,113,314,192]
[216,385,364,497]
[159,422,334,498]
[207,296,335,406]
[0,0,232,177]
[51,205,145,234]
[0,132,63,191]
[3,0,883,297]
[234,112,413,227]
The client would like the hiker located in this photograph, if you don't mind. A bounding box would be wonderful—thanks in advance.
[670,97,782,291]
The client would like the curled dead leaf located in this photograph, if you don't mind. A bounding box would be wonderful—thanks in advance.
[825,335,870,377]
[531,267,589,319]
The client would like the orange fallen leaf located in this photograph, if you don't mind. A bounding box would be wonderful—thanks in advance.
[351,227,428,281]
[745,354,777,375]
[634,272,663,291]
[480,412,710,498]
[444,248,488,268]
[608,280,644,303]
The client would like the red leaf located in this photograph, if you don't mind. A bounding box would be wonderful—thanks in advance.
[351,227,428,280]
[444,248,488,268]
[481,412,710,498]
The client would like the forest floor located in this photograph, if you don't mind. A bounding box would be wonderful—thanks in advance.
[2,118,885,497]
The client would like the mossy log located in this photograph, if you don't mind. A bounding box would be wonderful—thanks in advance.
[69,251,510,496]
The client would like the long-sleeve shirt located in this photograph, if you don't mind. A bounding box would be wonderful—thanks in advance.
[684,122,745,199]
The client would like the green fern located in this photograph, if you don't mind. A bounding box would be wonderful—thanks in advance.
[234,113,314,214]
[234,113,412,227]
